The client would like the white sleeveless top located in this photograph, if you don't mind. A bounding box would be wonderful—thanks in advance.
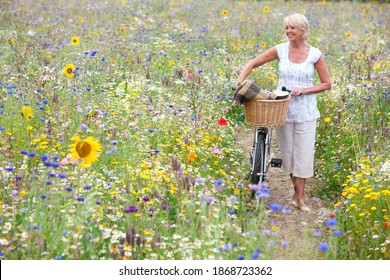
[276,42,323,123]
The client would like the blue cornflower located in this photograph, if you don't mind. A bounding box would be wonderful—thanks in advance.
[40,194,47,199]
[318,243,330,251]
[20,149,28,155]
[262,229,270,236]
[5,166,14,172]
[215,178,223,186]
[28,152,36,157]
[269,203,282,211]
[40,155,48,162]
[326,218,337,227]
[77,197,84,202]
[237,255,245,260]
[333,230,342,236]
[281,241,289,247]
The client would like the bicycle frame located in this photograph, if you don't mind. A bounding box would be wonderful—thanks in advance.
[249,127,272,185]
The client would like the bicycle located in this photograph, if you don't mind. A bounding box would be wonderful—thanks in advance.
[234,85,291,198]
[248,87,291,195]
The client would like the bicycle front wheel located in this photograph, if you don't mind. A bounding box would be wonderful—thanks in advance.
[250,130,266,185]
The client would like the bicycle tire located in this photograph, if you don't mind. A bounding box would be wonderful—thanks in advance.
[250,130,266,185]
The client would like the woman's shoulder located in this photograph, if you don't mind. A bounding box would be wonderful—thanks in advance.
[275,42,289,54]
[276,42,289,49]
[308,44,322,62]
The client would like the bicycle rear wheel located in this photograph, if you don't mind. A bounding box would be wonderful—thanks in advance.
[250,129,266,185]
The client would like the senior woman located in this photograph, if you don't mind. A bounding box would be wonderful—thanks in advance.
[236,13,331,211]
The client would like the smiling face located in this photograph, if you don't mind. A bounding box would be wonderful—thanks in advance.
[285,25,304,42]
[283,13,309,41]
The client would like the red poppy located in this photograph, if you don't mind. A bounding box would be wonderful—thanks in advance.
[329,214,336,219]
[384,221,388,228]
[218,118,228,126]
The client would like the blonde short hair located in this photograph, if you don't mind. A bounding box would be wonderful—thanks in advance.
[283,14,309,40]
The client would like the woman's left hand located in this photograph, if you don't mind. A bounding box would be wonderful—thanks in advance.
[291,88,306,96]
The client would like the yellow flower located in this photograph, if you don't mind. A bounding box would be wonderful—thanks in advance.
[9,38,14,45]
[261,42,267,48]
[345,32,352,39]
[71,36,80,46]
[78,17,84,23]
[70,136,102,167]
[63,63,76,78]
[324,117,331,122]
[263,6,269,13]
[119,26,125,34]
[21,106,34,121]
[221,9,229,16]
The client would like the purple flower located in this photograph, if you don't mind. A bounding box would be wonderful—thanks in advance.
[77,197,84,202]
[219,244,233,252]
[229,195,238,204]
[281,241,288,247]
[162,204,170,210]
[124,205,138,213]
[20,150,28,155]
[199,193,216,203]
[142,196,150,202]
[313,229,322,237]
[195,177,206,184]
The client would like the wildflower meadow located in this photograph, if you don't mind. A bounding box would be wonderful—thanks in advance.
[0,0,389,262]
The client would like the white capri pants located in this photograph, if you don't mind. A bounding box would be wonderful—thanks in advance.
[275,120,317,178]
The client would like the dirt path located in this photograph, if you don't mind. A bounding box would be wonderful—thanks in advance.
[238,129,331,259]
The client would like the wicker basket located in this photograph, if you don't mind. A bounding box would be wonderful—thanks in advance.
[244,95,291,127]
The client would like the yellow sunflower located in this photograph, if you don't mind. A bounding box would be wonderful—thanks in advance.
[63,63,76,78]
[263,6,269,13]
[71,36,80,46]
[261,42,267,48]
[345,32,352,39]
[70,136,102,167]
[221,9,229,16]
[21,106,34,121]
